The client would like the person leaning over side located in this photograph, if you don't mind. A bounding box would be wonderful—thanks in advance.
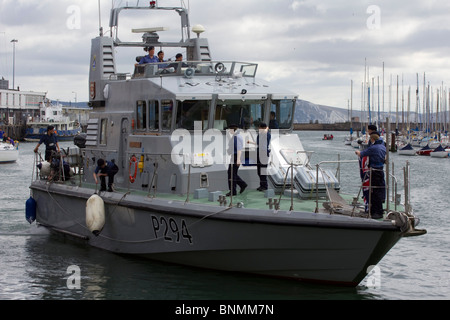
[93,159,119,192]
[355,132,386,219]
[2,135,15,146]
[34,125,60,162]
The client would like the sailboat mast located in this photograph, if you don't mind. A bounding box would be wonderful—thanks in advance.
[402,74,405,132]
[415,73,419,130]
[382,62,385,131]
[389,74,392,123]
[396,75,399,130]
[350,79,353,134]
[423,73,426,133]
[378,76,380,128]
[407,85,411,133]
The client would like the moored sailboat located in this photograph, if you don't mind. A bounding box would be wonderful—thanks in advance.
[430,145,449,158]
[398,143,416,156]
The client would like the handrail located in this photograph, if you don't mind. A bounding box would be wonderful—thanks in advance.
[314,159,365,215]
[132,61,259,79]
[313,158,403,217]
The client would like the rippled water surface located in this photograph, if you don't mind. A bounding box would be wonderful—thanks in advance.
[0,132,448,300]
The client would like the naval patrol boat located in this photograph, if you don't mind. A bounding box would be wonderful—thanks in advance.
[28,2,426,286]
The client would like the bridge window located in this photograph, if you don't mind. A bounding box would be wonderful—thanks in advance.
[215,100,265,130]
[176,100,210,130]
[136,100,147,130]
[161,100,174,131]
[148,100,159,131]
[270,100,295,130]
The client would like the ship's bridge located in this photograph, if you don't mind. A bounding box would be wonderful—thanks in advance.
[126,61,297,133]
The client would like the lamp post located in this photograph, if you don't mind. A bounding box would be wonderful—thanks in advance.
[11,39,18,90]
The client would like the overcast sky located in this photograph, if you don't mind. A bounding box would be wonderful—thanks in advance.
[1,0,450,111]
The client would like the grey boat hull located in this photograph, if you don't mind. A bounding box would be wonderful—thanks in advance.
[31,181,401,286]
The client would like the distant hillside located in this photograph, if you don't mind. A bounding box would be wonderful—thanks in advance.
[294,99,432,125]
[295,100,349,124]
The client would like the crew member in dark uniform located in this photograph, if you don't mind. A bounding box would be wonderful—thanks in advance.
[226,124,248,196]
[93,159,119,192]
[34,125,60,162]
[249,123,271,191]
[356,132,386,219]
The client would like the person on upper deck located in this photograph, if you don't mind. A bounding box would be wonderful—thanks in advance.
[168,53,188,70]
[139,46,159,64]
[157,50,168,68]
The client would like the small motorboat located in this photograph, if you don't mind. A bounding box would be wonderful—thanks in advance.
[322,134,334,141]
[430,145,449,158]
[0,141,19,163]
[398,143,416,156]
[344,136,352,145]
[417,145,433,156]
[351,137,364,148]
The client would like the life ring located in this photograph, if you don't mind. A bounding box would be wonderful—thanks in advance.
[129,155,138,183]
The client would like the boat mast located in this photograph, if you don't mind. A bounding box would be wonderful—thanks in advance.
[363,58,367,131]
[396,75,399,131]
[407,85,411,134]
[423,73,426,133]
[382,62,385,132]
[360,82,364,134]
[389,74,392,124]
[350,79,353,136]
[401,74,404,132]
[436,88,440,134]
[377,76,380,129]
[98,0,103,36]
[415,73,419,131]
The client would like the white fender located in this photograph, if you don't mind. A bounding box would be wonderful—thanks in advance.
[39,162,51,177]
[86,195,105,236]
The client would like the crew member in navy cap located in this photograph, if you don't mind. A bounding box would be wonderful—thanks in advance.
[93,159,119,192]
[34,125,60,162]
[356,131,386,219]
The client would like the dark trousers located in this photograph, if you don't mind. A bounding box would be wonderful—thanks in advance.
[100,164,119,189]
[228,164,247,195]
[369,169,386,218]
[257,163,268,189]
[45,148,57,162]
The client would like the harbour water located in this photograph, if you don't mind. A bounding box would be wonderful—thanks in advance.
[0,131,449,301]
